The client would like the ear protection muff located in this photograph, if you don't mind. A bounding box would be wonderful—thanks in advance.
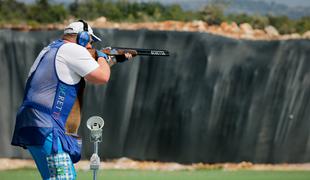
[77,19,90,47]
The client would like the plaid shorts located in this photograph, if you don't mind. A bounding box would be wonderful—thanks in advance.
[27,133,76,180]
[47,153,75,180]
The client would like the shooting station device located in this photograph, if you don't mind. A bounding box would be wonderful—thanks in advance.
[87,116,104,180]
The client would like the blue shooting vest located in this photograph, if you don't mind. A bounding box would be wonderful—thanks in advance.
[11,40,83,163]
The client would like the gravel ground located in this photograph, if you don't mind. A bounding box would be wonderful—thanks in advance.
[1,158,310,171]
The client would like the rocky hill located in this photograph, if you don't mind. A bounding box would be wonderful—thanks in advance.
[2,17,310,40]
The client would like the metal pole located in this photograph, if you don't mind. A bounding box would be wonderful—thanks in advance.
[87,116,104,180]
[93,142,98,180]
[90,143,100,180]
[94,141,98,154]
[93,170,97,180]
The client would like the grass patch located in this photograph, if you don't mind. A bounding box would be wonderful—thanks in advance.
[0,169,309,180]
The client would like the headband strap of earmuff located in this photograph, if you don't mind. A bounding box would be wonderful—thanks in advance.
[78,19,88,32]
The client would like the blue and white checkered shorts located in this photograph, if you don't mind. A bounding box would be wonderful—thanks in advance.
[47,153,75,180]
[27,133,76,180]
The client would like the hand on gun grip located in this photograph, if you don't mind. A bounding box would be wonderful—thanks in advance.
[96,50,108,60]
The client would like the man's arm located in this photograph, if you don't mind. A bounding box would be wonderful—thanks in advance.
[84,57,111,84]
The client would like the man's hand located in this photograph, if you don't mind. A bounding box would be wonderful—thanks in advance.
[92,49,134,66]
[96,50,108,60]
[125,53,133,60]
[115,53,133,63]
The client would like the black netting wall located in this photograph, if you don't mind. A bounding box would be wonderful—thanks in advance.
[0,29,309,163]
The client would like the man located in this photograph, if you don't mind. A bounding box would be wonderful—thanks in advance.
[11,20,131,180]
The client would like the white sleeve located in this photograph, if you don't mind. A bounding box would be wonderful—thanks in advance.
[57,43,99,77]
[28,46,50,77]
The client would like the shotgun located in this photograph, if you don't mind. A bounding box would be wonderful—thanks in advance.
[88,47,170,60]
[102,47,170,57]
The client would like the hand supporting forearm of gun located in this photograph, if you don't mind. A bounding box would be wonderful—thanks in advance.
[88,47,170,67]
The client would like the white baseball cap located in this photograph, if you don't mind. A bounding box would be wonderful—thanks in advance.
[64,21,101,42]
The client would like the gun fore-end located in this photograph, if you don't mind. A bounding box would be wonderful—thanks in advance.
[102,48,138,57]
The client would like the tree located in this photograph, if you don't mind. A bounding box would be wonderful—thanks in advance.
[200,5,225,25]
[0,0,27,22]
[267,15,296,34]
[26,0,68,23]
[296,16,310,34]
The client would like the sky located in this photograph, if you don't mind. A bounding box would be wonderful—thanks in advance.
[257,0,310,7]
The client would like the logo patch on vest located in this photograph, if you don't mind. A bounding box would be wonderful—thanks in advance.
[52,84,67,120]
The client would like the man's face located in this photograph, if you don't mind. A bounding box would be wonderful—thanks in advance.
[85,39,93,49]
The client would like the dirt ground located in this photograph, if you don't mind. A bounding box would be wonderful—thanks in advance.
[1,158,310,171]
